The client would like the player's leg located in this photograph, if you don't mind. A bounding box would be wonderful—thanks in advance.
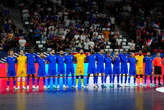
[81,67,85,87]
[140,74,143,86]
[158,67,162,86]
[76,67,80,87]
[87,73,90,86]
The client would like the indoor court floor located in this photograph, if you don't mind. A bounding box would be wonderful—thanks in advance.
[0,87,164,110]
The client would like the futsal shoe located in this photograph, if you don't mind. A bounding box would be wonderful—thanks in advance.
[53,85,57,89]
[104,84,107,88]
[27,86,29,90]
[44,85,47,89]
[140,83,143,87]
[134,83,138,87]
[150,83,154,88]
[109,84,114,88]
[32,85,36,89]
[144,84,147,87]
[6,87,9,91]
[117,84,121,88]
[16,86,20,90]
[23,86,26,89]
[101,84,105,88]
[93,84,97,88]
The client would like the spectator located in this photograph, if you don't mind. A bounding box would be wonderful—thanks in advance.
[18,37,26,50]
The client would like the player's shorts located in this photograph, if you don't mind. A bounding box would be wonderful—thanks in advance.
[88,66,96,74]
[136,67,143,75]
[37,71,46,77]
[145,68,152,75]
[113,67,120,74]
[121,64,128,74]
[58,67,65,74]
[8,70,16,77]
[48,69,56,76]
[154,66,162,75]
[105,68,112,74]
[97,65,104,73]
[76,66,84,76]
[27,65,36,75]
[129,69,136,75]
[17,68,27,77]
[66,67,74,75]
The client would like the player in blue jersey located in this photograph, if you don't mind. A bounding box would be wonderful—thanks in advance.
[37,52,46,88]
[65,51,75,88]
[46,49,57,88]
[104,52,113,88]
[128,52,137,86]
[143,52,153,87]
[26,48,37,88]
[86,50,97,88]
[96,49,106,87]
[113,52,121,87]
[56,50,65,88]
[6,49,17,89]
[119,50,129,86]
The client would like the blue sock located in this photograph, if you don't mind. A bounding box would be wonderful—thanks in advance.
[101,76,104,84]
[57,77,59,85]
[7,80,9,86]
[144,76,147,84]
[109,75,112,83]
[43,78,46,85]
[124,75,127,83]
[66,74,68,86]
[104,74,107,83]
[93,76,96,84]
[150,76,152,83]
[72,75,74,85]
[134,77,136,84]
[32,77,35,85]
[128,76,130,84]
[27,76,30,85]
[63,76,65,85]
[121,75,123,83]
[87,75,89,85]
[37,79,39,85]
[96,76,98,84]
[113,75,115,83]
[14,80,16,86]
[117,75,119,84]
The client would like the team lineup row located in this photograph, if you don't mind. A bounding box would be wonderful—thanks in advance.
[5,49,164,89]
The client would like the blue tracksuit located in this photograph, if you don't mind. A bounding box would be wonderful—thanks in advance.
[96,53,106,73]
[47,54,57,76]
[105,57,112,74]
[113,57,120,74]
[86,54,97,74]
[65,55,74,75]
[144,56,152,75]
[128,57,136,75]
[6,56,17,77]
[57,55,65,74]
[37,57,46,77]
[26,53,37,75]
[119,53,128,74]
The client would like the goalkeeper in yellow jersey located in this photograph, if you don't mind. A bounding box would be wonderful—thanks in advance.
[135,50,144,86]
[74,49,86,88]
[17,50,27,89]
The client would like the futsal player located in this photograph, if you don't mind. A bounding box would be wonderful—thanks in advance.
[153,52,163,86]
[135,50,144,86]
[17,50,27,89]
[37,52,46,88]
[65,51,75,88]
[104,52,113,88]
[96,49,106,88]
[119,50,129,86]
[128,52,137,87]
[143,52,153,87]
[46,49,57,88]
[86,50,97,88]
[74,49,86,88]
[26,48,37,89]
[56,50,66,88]
[113,52,121,87]
[6,49,17,89]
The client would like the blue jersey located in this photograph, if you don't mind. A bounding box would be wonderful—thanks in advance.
[105,57,112,74]
[128,57,136,75]
[144,56,153,75]
[6,56,17,77]
[26,53,37,74]
[86,54,97,74]
[119,53,129,74]
[47,54,57,76]
[37,57,46,77]
[65,55,74,74]
[96,53,106,73]
[57,55,65,74]
[113,56,120,74]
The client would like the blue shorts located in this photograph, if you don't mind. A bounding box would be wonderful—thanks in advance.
[113,67,120,74]
[66,67,74,75]
[105,68,112,74]
[37,68,46,77]
[88,66,96,74]
[97,65,104,73]
[145,69,152,75]
[129,69,136,75]
[48,69,56,76]
[121,65,128,74]
[8,70,16,77]
[27,66,36,75]
[58,67,65,74]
